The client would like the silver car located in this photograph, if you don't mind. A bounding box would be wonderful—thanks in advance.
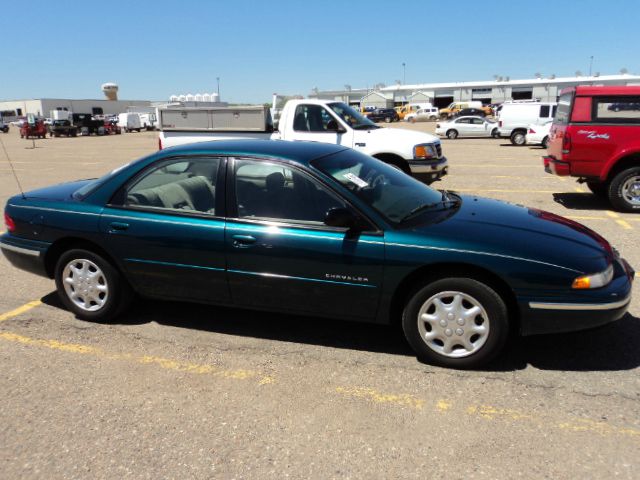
[435,116,499,139]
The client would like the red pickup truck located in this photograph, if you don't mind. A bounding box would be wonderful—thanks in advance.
[544,85,640,212]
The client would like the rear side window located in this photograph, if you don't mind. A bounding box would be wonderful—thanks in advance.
[555,93,573,124]
[593,97,640,124]
[540,105,550,118]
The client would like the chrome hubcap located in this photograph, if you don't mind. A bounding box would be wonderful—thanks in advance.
[417,291,489,358]
[622,176,640,205]
[62,259,109,312]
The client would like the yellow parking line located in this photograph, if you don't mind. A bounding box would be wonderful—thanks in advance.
[0,330,274,384]
[574,186,586,193]
[566,216,608,221]
[335,386,640,439]
[606,211,620,218]
[0,300,42,322]
[616,220,633,230]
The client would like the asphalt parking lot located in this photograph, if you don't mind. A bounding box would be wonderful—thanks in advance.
[1,126,639,479]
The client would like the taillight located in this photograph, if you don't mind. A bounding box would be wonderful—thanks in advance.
[4,212,15,232]
[562,132,572,154]
[528,128,536,134]
[498,120,502,127]
[158,137,162,150]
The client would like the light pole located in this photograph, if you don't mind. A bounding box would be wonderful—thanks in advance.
[216,77,220,97]
[402,62,406,84]
[589,56,594,76]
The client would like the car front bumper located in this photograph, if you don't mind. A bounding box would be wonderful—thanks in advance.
[0,234,50,278]
[409,156,448,184]
[519,258,634,336]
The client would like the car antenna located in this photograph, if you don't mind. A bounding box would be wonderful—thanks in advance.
[0,134,26,199]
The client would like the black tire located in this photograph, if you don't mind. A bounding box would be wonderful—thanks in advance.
[402,277,509,369]
[510,130,526,146]
[541,136,549,149]
[608,167,640,212]
[54,249,133,321]
[491,128,499,138]
[586,181,607,197]
[446,129,458,139]
[384,116,392,123]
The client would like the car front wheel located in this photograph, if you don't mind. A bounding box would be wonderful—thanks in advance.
[402,278,509,368]
[55,249,132,321]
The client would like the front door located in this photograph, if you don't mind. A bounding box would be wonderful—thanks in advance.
[225,157,384,320]
[290,103,353,148]
[100,155,230,303]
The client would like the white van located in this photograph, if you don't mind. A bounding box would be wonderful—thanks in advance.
[117,113,142,133]
[497,102,557,145]
[139,112,157,131]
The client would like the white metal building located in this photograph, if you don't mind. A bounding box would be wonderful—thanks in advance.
[311,74,640,108]
[0,98,153,118]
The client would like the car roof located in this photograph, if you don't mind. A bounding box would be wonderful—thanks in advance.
[159,139,351,167]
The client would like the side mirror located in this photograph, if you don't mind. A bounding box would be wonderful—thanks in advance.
[326,119,346,134]
[324,207,357,228]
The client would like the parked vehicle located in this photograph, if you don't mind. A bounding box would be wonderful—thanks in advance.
[497,101,557,145]
[138,112,157,130]
[545,85,640,212]
[158,99,448,184]
[1,140,633,368]
[454,108,487,118]
[103,119,121,135]
[395,103,433,120]
[405,107,439,122]
[439,101,492,119]
[118,113,142,133]
[20,119,47,139]
[0,118,8,133]
[435,116,499,139]
[50,120,78,137]
[367,108,399,123]
[72,113,105,136]
[525,121,552,148]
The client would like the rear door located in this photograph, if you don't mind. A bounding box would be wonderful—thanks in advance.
[225,157,384,320]
[99,155,229,303]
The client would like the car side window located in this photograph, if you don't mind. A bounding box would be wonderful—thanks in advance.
[540,105,550,118]
[125,157,220,214]
[234,159,345,224]
[472,118,484,125]
[456,118,470,124]
[293,104,337,132]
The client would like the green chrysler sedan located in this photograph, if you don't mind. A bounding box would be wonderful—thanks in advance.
[1,140,634,368]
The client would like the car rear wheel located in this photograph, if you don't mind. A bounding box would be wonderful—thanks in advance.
[402,278,509,368]
[55,249,132,321]
[491,128,499,138]
[541,136,549,149]
[384,116,392,123]
[608,167,640,212]
[510,130,526,146]
[446,129,458,139]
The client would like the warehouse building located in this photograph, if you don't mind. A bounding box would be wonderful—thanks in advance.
[311,73,640,108]
[0,98,153,119]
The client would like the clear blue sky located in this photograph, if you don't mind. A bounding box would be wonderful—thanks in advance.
[2,0,638,103]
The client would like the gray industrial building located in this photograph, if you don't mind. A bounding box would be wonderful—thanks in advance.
[311,73,640,108]
[0,98,153,119]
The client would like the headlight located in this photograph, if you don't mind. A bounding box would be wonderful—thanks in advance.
[413,144,437,159]
[572,264,614,289]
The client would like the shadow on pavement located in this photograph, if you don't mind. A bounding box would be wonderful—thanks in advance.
[553,192,610,210]
[41,293,640,372]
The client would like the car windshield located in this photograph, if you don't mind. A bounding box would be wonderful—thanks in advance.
[312,149,448,224]
[327,102,378,130]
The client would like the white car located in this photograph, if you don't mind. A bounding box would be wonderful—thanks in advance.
[525,121,552,148]
[405,107,439,122]
[435,116,499,139]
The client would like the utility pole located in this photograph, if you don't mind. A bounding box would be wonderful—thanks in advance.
[589,56,594,76]
[216,77,220,97]
[402,62,406,84]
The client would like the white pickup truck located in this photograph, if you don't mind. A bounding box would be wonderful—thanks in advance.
[158,99,448,183]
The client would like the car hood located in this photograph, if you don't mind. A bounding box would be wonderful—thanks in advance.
[363,125,440,146]
[23,179,94,201]
[399,195,612,274]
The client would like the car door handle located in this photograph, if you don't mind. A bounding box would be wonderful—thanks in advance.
[108,222,130,231]
[231,235,257,247]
